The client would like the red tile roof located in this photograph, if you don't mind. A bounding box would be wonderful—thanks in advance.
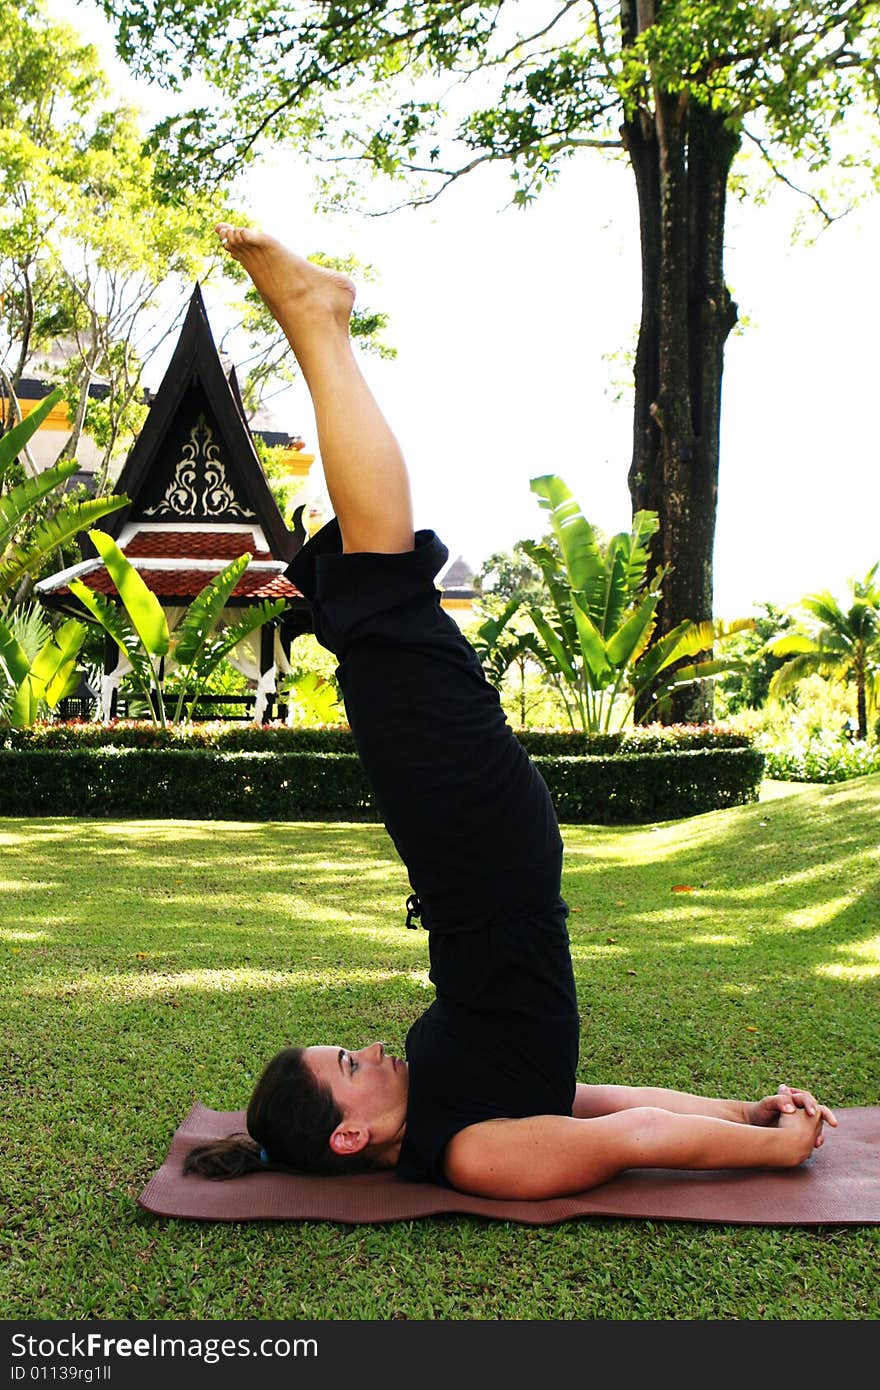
[60,567,301,601]
[124,530,272,560]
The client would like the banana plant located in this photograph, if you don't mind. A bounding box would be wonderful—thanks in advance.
[490,475,751,734]
[69,529,285,726]
[171,594,287,724]
[0,388,127,606]
[70,528,172,726]
[280,669,342,725]
[0,388,126,725]
[0,611,87,727]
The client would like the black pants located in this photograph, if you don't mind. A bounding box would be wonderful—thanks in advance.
[286,518,568,934]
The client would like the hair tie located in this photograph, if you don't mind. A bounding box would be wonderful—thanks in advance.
[259,1147,270,1166]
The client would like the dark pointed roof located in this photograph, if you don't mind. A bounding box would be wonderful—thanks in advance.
[439,554,477,599]
[103,284,305,562]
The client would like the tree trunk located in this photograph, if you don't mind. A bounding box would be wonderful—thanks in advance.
[622,34,740,724]
[856,669,867,741]
[56,363,92,464]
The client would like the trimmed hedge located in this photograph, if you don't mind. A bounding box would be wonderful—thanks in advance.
[1,719,753,755]
[543,747,764,821]
[0,745,764,823]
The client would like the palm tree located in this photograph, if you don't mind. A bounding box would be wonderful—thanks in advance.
[767,566,880,741]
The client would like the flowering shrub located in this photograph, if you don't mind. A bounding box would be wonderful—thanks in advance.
[1,718,754,756]
[520,722,753,756]
[0,719,353,751]
[756,731,880,783]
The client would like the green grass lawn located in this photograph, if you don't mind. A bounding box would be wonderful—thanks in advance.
[1,776,878,1321]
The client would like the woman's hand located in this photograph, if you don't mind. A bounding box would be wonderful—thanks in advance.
[745,1084,838,1146]
[776,1105,827,1163]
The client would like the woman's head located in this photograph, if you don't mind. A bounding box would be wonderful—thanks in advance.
[184,1042,408,1180]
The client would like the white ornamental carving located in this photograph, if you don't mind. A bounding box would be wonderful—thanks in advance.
[144,415,254,518]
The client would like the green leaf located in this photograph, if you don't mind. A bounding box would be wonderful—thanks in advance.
[171,553,251,670]
[0,496,128,600]
[648,619,716,678]
[0,617,30,687]
[631,620,698,690]
[9,676,40,729]
[68,577,153,694]
[519,540,580,652]
[766,632,819,657]
[39,620,89,708]
[88,529,170,659]
[768,652,827,701]
[605,589,660,668]
[0,457,80,551]
[184,599,285,718]
[286,670,341,723]
[616,511,660,598]
[594,534,630,637]
[525,604,578,684]
[6,622,85,728]
[529,476,605,594]
[0,388,65,483]
[653,657,747,699]
[571,592,612,685]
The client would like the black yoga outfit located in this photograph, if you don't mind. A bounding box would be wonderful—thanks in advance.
[287,519,580,1187]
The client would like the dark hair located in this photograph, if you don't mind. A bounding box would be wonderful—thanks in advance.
[183,1046,383,1180]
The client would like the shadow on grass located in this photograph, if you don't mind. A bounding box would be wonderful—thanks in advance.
[2,785,878,1322]
[2,779,878,1122]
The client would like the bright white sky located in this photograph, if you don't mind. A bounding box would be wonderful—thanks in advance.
[57,1,880,620]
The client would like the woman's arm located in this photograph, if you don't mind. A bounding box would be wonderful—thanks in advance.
[573,1083,748,1124]
[573,1082,837,1139]
[443,1105,824,1201]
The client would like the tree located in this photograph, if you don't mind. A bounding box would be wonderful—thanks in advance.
[0,0,226,482]
[98,0,880,724]
[1,0,396,612]
[766,565,880,739]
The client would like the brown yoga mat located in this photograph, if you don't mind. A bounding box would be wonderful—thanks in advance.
[138,1103,880,1226]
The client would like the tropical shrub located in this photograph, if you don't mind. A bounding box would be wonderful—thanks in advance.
[756,733,880,784]
[68,529,286,727]
[0,390,125,725]
[491,475,751,734]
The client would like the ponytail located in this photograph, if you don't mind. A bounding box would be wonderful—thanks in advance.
[183,1135,268,1180]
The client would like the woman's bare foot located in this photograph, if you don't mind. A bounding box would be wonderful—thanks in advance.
[215,224,356,331]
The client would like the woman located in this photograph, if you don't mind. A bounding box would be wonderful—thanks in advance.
[186,225,836,1200]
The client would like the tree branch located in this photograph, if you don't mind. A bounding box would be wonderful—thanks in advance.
[742,126,851,227]
[318,130,623,214]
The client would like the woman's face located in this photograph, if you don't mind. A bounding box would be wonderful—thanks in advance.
[302,1041,409,1164]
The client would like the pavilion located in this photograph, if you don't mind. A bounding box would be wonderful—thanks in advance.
[36,285,317,722]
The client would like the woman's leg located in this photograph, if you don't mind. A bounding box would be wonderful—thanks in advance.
[217,224,565,933]
[216,225,414,555]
